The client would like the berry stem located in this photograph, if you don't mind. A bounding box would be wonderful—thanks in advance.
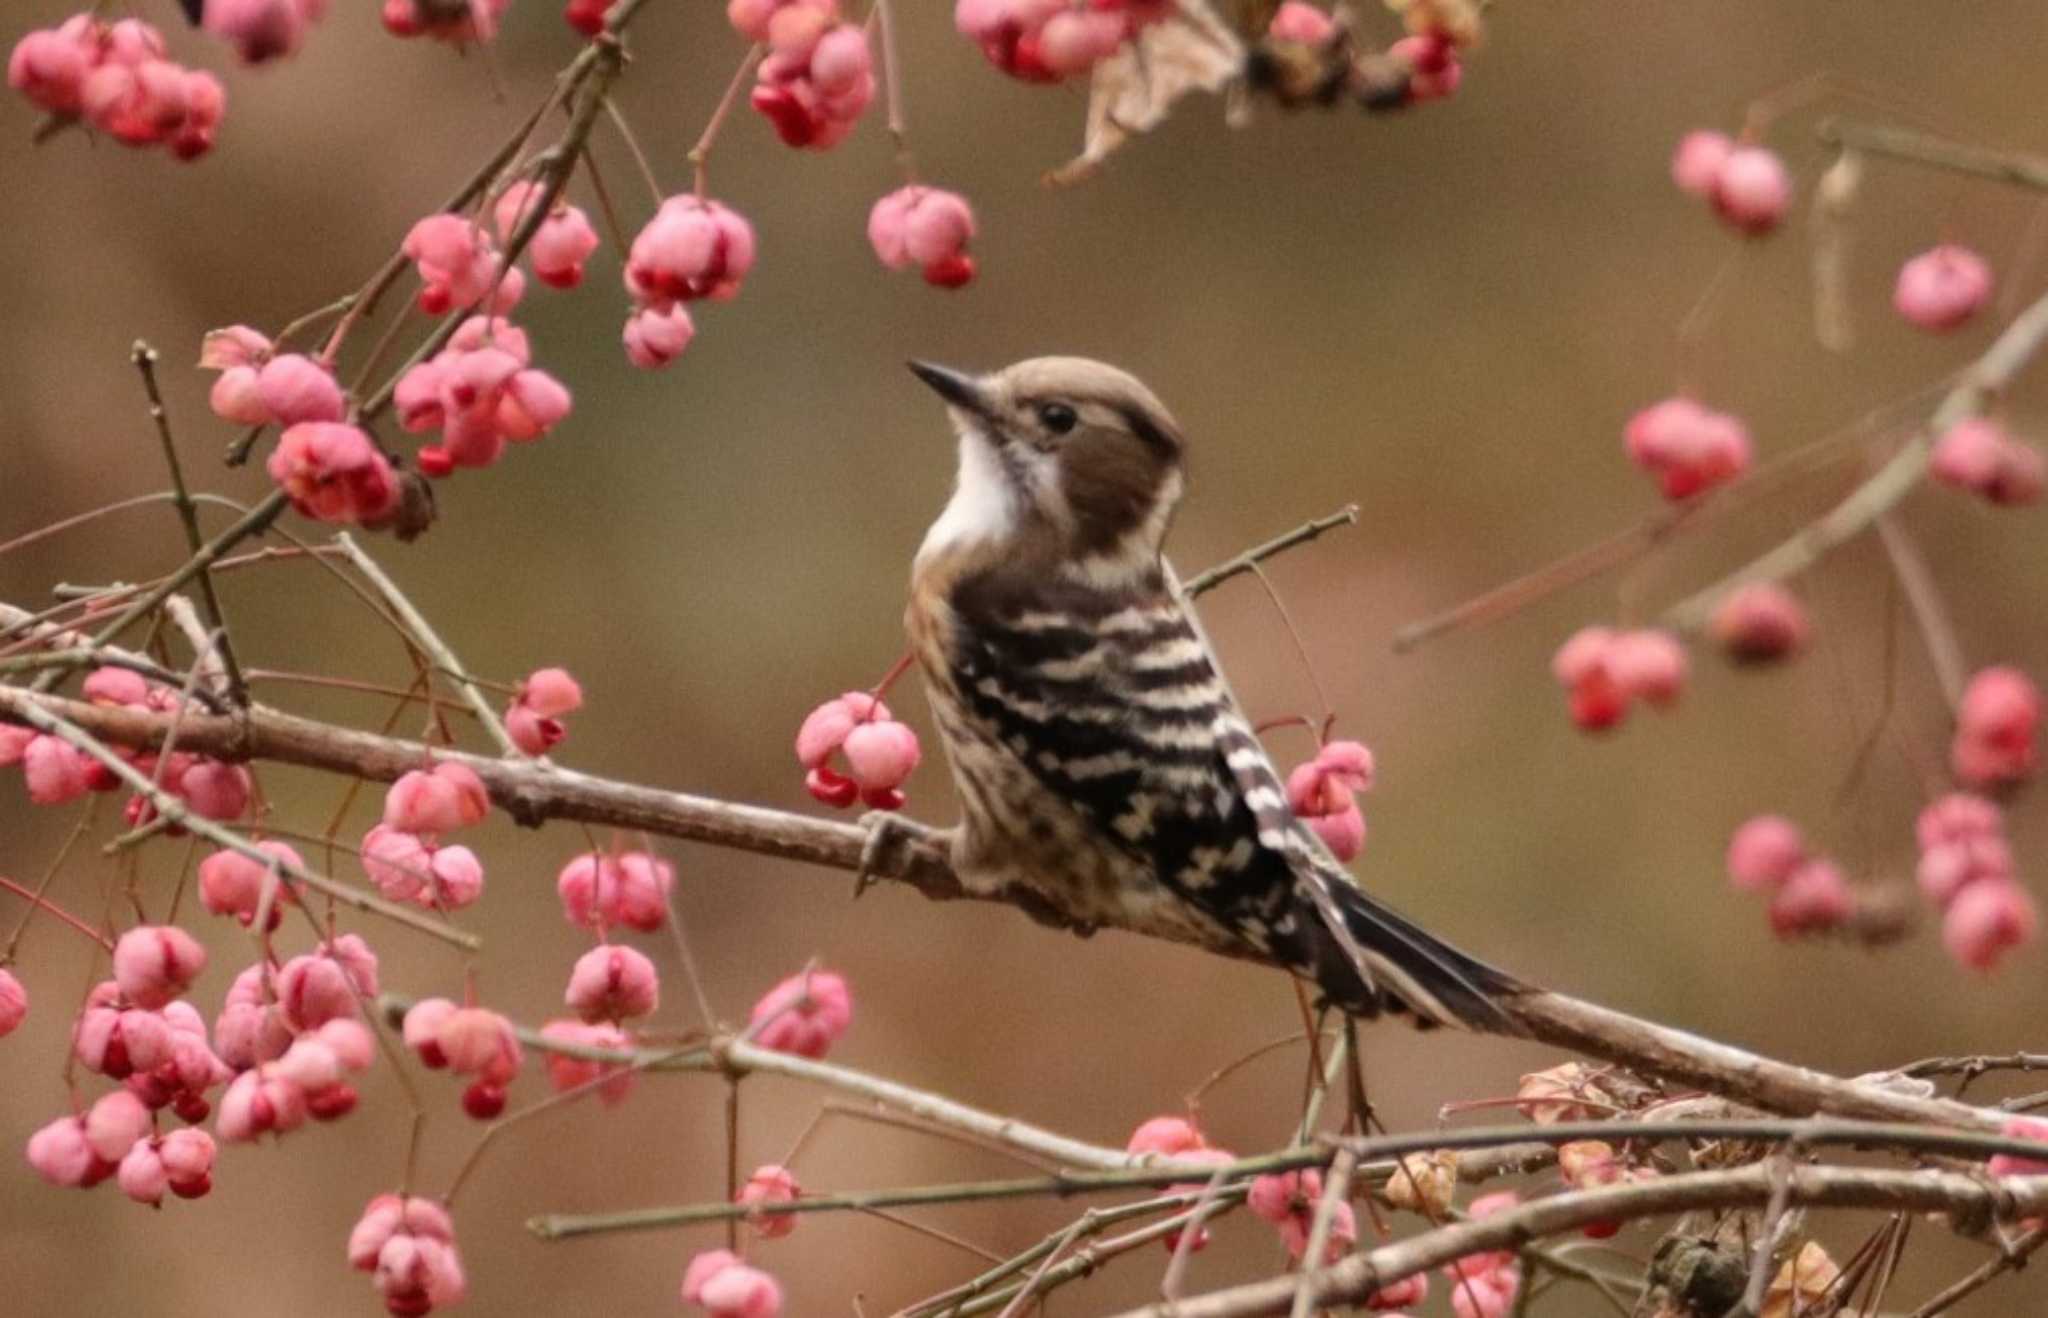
[689,44,765,200]
[0,873,112,951]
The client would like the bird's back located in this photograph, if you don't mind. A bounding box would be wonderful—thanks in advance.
[909,548,1523,1029]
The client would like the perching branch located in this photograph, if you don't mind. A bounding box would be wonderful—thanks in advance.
[0,673,2013,1134]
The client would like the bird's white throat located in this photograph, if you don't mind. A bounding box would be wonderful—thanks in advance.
[917,428,1020,566]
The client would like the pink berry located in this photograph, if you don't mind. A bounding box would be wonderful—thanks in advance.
[683,1250,785,1317]
[1125,1114,1204,1158]
[747,968,853,1058]
[736,1163,801,1237]
[868,186,978,289]
[1952,666,2040,788]
[625,197,756,306]
[1670,130,1733,198]
[0,968,25,1037]
[197,841,303,927]
[1767,859,1854,937]
[564,943,660,1022]
[1894,245,1993,332]
[1266,2,1335,44]
[1942,879,2037,971]
[113,924,207,1009]
[539,1019,636,1104]
[1726,815,1806,891]
[267,423,400,526]
[1710,145,1791,236]
[1989,1115,2048,1178]
[622,302,696,369]
[1710,583,1808,663]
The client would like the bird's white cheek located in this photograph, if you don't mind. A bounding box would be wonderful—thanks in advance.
[918,431,1017,564]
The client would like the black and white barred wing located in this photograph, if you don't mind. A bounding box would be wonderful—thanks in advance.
[950,566,1520,1029]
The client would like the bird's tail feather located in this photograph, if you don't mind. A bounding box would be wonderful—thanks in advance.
[1298,876,1527,1033]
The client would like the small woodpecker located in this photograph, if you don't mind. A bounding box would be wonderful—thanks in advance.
[903,356,1526,1030]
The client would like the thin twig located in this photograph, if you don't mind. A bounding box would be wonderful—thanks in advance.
[1902,1224,2048,1318]
[1183,505,1359,597]
[330,533,518,757]
[131,342,245,702]
[1288,1148,1357,1318]
[1873,513,1966,713]
[25,488,289,696]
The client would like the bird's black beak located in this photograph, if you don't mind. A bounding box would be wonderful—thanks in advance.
[907,360,987,414]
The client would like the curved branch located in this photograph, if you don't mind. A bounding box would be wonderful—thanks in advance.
[1106,1164,2048,1318]
[0,682,2009,1131]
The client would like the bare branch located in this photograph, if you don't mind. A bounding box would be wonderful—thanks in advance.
[1105,1164,2048,1318]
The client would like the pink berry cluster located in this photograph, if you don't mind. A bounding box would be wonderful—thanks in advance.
[682,1248,783,1318]
[1623,396,1753,500]
[8,16,225,160]
[736,1,875,150]
[1246,1167,1357,1264]
[1930,417,2044,507]
[201,328,409,526]
[1284,739,1374,861]
[361,760,493,911]
[1894,244,1994,332]
[622,196,756,370]
[1708,582,1809,665]
[1440,1192,1522,1317]
[868,186,979,289]
[350,1193,469,1316]
[28,1091,217,1205]
[1669,131,1790,236]
[26,925,245,1206]
[795,691,922,809]
[1,667,253,822]
[535,849,676,1108]
[210,928,380,1133]
[1917,793,2037,971]
[1124,1114,1234,1253]
[1550,627,1686,732]
[953,0,1171,83]
[1952,666,2040,788]
[204,328,342,428]
[505,666,585,756]
[202,0,328,64]
[746,967,853,1058]
[1724,815,1854,938]
[382,0,509,46]
[394,316,573,477]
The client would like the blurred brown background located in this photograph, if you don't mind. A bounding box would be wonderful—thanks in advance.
[3,2,2046,1313]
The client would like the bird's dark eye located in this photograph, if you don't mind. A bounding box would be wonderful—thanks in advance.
[1036,402,1078,435]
